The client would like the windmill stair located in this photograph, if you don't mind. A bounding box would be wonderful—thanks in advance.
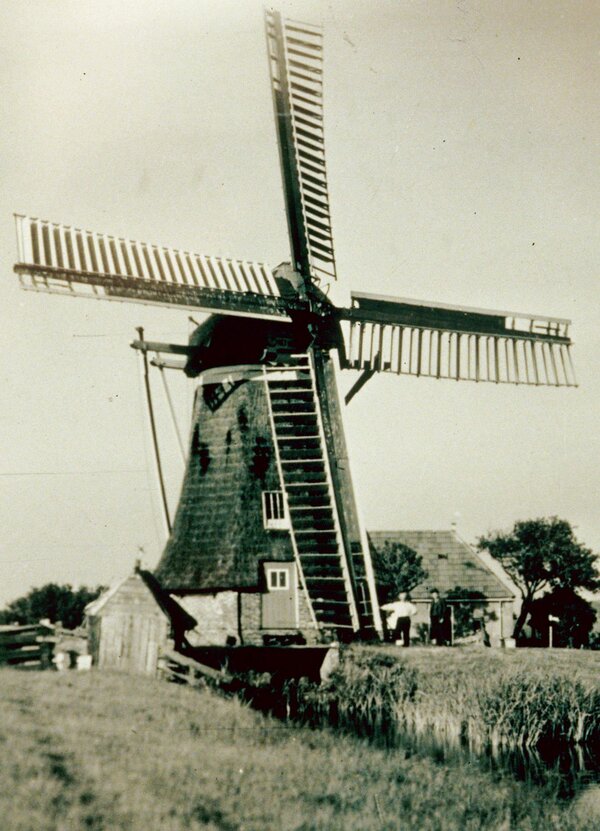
[265,356,358,632]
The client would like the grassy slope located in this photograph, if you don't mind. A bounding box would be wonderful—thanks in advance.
[0,667,596,831]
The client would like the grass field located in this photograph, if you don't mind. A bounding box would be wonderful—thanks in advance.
[0,666,598,831]
[375,644,600,683]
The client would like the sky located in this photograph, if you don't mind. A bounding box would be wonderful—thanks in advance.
[1,0,598,607]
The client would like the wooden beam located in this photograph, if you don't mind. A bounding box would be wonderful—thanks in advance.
[160,649,233,684]
[344,367,376,405]
[149,357,187,371]
[15,262,294,320]
[130,339,194,356]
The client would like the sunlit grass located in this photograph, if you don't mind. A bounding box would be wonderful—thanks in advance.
[0,666,597,830]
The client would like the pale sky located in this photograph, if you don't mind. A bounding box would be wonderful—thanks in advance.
[1,0,598,607]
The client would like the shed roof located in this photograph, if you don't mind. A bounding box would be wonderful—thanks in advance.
[368,530,514,600]
[85,570,197,631]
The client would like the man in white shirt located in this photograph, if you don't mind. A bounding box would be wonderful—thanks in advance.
[381,591,418,646]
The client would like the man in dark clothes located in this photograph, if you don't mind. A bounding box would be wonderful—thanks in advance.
[429,588,451,645]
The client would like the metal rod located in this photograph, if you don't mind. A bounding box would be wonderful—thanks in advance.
[157,364,186,463]
[136,326,171,538]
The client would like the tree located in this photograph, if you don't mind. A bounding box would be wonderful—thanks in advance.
[0,583,104,630]
[445,586,489,640]
[477,517,599,641]
[529,588,596,648]
[371,540,428,604]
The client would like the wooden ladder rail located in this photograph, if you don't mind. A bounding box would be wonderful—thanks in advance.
[263,354,359,632]
[263,360,320,634]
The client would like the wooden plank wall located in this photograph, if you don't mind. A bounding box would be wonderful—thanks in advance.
[88,576,170,675]
[95,613,168,675]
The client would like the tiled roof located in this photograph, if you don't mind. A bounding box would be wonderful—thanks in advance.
[368,530,514,600]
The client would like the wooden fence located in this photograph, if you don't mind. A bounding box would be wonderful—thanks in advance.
[158,649,234,688]
[0,623,55,668]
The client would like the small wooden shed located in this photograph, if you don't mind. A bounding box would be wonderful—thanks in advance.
[86,567,196,675]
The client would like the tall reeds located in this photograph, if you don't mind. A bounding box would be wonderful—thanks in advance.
[284,648,600,752]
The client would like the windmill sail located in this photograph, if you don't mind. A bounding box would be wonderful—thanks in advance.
[14,214,291,321]
[341,292,576,387]
[265,11,337,284]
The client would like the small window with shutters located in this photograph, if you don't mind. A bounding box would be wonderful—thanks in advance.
[262,490,289,530]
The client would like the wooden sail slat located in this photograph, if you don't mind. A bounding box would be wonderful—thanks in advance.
[339,316,576,387]
[14,214,290,320]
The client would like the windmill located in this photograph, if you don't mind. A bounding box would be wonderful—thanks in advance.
[12,10,576,644]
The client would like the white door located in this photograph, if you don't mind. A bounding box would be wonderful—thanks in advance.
[262,562,297,629]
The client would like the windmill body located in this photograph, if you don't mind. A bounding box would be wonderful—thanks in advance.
[12,11,576,646]
[154,314,376,642]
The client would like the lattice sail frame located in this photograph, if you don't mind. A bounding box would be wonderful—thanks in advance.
[14,214,289,320]
[341,293,576,387]
[266,11,337,283]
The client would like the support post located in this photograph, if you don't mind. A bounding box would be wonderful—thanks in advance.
[137,326,171,538]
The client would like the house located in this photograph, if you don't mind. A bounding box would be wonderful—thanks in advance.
[368,530,516,646]
[86,566,197,674]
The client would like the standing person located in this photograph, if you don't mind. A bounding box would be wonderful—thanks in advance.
[429,588,450,645]
[381,591,418,647]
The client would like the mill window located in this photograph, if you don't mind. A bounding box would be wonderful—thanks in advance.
[262,490,289,530]
[267,568,289,590]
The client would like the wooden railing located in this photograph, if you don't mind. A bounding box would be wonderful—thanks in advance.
[0,623,55,668]
[158,649,234,688]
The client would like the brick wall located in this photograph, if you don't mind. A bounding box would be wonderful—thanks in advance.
[177,592,238,645]
[176,580,321,646]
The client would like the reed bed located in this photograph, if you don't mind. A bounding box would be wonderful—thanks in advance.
[286,646,600,752]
